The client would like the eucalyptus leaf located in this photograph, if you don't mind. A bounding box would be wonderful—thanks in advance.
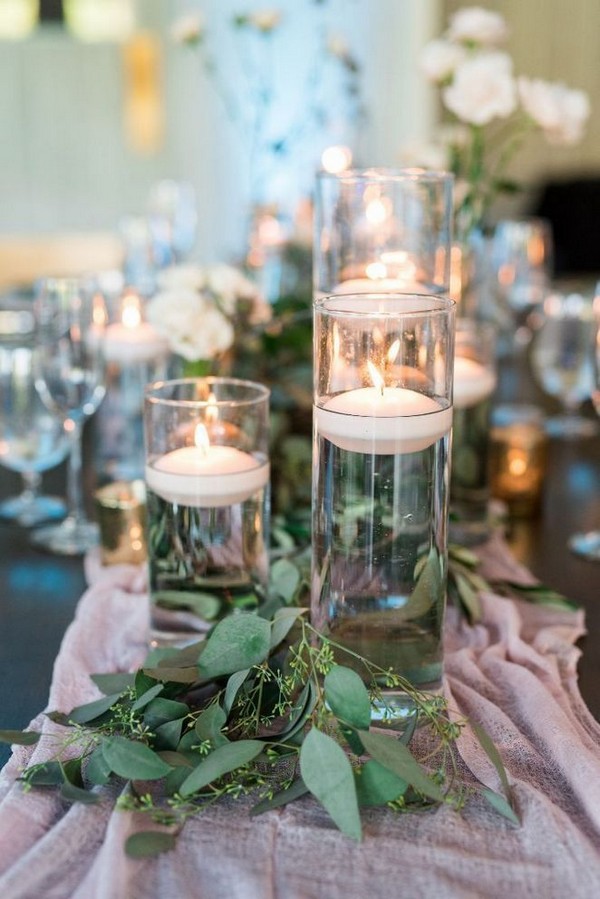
[131,684,164,712]
[62,757,84,787]
[357,730,444,802]
[86,746,112,786]
[270,558,301,603]
[405,549,441,621]
[60,782,99,805]
[324,666,371,731]
[90,673,135,695]
[270,607,305,650]
[355,760,408,807]
[194,703,228,747]
[224,669,251,714]
[154,718,185,751]
[179,740,265,797]
[125,831,177,858]
[300,728,362,841]
[481,787,520,825]
[449,544,479,568]
[45,711,71,726]
[154,590,221,620]
[143,698,190,731]
[453,570,483,623]
[68,693,123,725]
[250,777,309,816]
[143,666,200,684]
[470,722,511,798]
[22,762,64,786]
[197,614,271,679]
[156,641,204,669]
[0,729,40,746]
[158,751,194,768]
[102,737,172,781]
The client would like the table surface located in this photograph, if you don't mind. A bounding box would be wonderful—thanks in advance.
[1,352,599,769]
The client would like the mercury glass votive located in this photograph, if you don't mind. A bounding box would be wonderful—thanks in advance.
[314,168,453,297]
[490,405,548,517]
[95,480,147,566]
[144,377,270,646]
[450,319,498,544]
[312,294,455,721]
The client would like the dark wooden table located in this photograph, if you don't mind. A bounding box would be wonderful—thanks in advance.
[1,360,599,768]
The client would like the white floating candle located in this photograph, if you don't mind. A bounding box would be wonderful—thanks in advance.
[453,357,497,410]
[103,291,169,364]
[146,424,269,507]
[316,387,452,455]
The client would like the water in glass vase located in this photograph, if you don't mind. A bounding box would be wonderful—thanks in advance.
[146,484,269,646]
[312,422,450,723]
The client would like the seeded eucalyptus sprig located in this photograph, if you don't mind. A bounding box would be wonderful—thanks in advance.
[1,595,518,858]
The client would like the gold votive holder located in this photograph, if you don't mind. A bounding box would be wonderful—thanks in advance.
[94,480,147,565]
[490,405,548,517]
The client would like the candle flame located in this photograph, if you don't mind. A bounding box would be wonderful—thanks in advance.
[365,261,387,280]
[508,450,527,477]
[121,291,142,329]
[92,293,108,328]
[367,360,385,396]
[206,391,218,423]
[387,339,400,364]
[194,423,210,455]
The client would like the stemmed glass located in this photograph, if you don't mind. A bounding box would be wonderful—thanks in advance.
[529,291,598,439]
[31,278,107,554]
[569,316,600,560]
[491,217,553,347]
[0,299,69,526]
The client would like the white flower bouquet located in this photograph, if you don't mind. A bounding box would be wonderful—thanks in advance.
[420,6,591,239]
[146,263,271,376]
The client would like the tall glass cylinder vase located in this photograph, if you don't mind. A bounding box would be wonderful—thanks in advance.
[450,319,497,544]
[144,377,270,646]
[314,168,453,297]
[312,294,455,722]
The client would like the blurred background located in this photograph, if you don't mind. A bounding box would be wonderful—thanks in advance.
[1,0,598,275]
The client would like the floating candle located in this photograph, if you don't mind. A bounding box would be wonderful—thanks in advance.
[145,424,269,507]
[453,356,497,410]
[103,290,169,364]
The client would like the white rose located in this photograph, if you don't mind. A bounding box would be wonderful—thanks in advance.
[171,12,204,45]
[205,264,259,314]
[248,10,282,32]
[146,289,234,361]
[443,52,516,125]
[155,264,207,292]
[518,77,590,146]
[420,39,466,84]
[447,7,508,46]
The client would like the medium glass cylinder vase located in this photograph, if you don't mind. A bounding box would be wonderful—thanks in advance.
[314,168,453,297]
[144,377,270,646]
[312,293,455,722]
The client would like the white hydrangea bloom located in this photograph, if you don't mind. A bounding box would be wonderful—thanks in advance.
[447,7,508,46]
[443,52,516,125]
[146,289,234,361]
[518,77,590,145]
[420,39,466,84]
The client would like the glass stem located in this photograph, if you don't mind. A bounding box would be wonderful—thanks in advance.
[65,418,85,524]
[20,470,41,502]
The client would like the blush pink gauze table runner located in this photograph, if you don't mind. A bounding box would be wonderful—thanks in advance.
[1,532,600,899]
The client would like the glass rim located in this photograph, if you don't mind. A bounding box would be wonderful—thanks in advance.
[316,166,454,186]
[314,293,455,320]
[145,376,271,409]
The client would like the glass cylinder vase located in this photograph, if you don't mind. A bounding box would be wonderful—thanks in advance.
[144,377,270,646]
[312,293,455,722]
[314,168,453,297]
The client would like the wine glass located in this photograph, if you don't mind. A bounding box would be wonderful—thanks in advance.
[31,278,107,554]
[529,291,599,439]
[0,298,69,525]
[491,217,553,347]
[569,315,600,560]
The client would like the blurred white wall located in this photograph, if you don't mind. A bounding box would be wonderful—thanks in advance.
[0,0,440,262]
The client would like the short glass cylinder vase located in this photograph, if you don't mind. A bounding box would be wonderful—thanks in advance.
[144,377,270,646]
[314,168,453,297]
[312,294,455,722]
[450,319,497,545]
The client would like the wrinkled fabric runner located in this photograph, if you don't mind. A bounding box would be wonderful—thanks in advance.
[1,534,599,899]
